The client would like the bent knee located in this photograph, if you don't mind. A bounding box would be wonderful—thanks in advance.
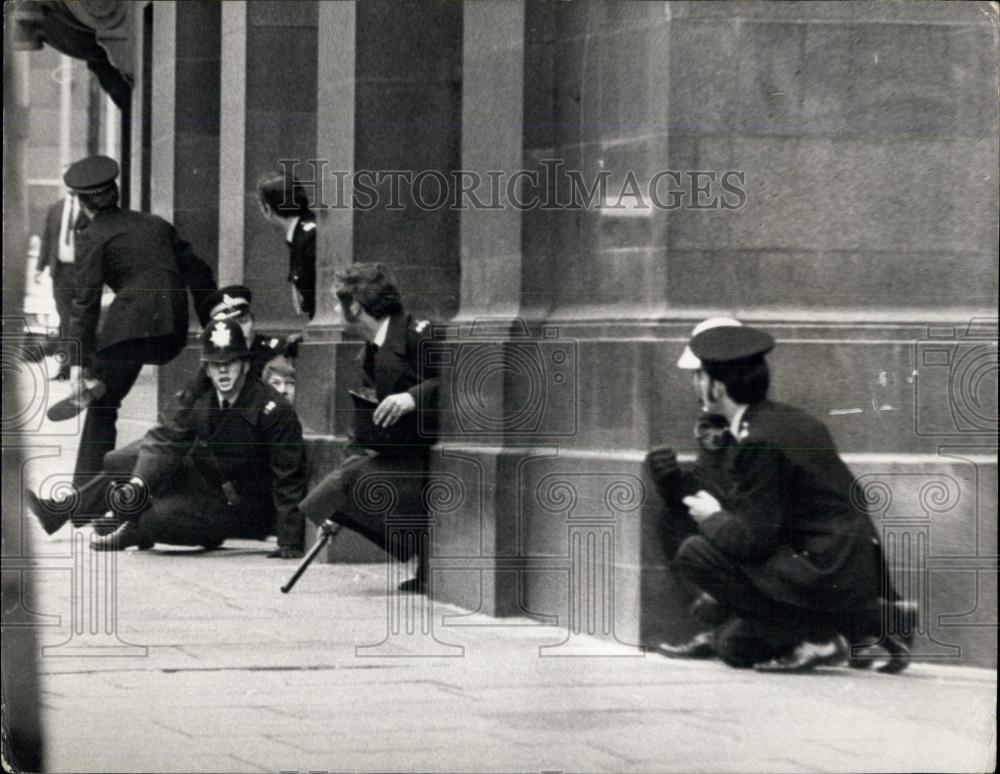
[674,535,712,571]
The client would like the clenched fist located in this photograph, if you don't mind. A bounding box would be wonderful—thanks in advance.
[646,446,680,484]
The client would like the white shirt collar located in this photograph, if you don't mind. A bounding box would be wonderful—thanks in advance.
[373,316,391,348]
[285,215,301,244]
[730,404,750,439]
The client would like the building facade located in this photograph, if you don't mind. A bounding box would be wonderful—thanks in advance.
[9,0,998,666]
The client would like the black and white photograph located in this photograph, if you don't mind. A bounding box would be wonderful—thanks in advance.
[2,1,997,772]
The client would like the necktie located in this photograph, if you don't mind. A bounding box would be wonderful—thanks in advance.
[363,342,378,380]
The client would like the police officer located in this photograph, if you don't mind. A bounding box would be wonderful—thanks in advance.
[89,319,307,555]
[660,325,914,673]
[646,318,746,658]
[296,263,438,590]
[46,155,217,487]
[256,171,316,319]
[25,285,301,533]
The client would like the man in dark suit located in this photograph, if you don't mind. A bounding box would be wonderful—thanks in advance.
[295,263,438,586]
[656,325,913,673]
[89,318,307,554]
[44,155,216,486]
[257,170,316,319]
[35,192,89,380]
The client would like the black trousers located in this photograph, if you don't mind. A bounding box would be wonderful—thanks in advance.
[74,334,183,484]
[674,535,881,667]
[69,438,144,520]
[50,262,77,375]
[298,451,429,562]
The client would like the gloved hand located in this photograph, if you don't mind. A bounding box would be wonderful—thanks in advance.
[267,546,304,559]
[646,446,680,485]
[694,413,735,451]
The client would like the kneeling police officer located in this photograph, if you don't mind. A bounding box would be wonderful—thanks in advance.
[91,319,307,555]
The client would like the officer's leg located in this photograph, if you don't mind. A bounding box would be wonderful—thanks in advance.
[676,535,837,645]
[298,454,381,533]
[51,265,76,377]
[73,346,144,484]
[137,500,225,548]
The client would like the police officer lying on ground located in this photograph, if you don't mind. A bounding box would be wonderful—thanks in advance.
[26,285,301,534]
[88,319,307,555]
[296,263,438,593]
[46,156,217,487]
[651,324,914,673]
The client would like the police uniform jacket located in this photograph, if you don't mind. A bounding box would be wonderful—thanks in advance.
[133,377,307,548]
[69,207,216,366]
[351,310,439,457]
[696,399,882,611]
[287,212,316,319]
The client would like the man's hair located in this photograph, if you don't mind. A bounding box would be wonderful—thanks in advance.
[334,263,403,319]
[256,170,311,216]
[78,183,119,212]
[703,356,770,405]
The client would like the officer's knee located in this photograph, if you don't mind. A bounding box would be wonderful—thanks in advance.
[675,535,711,574]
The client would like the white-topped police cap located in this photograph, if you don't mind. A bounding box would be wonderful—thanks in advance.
[203,285,253,321]
[63,155,119,195]
[677,317,743,370]
[690,325,775,365]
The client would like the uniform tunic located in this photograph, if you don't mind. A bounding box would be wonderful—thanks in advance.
[298,310,439,556]
[131,378,307,549]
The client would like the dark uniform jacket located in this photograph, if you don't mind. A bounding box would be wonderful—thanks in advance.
[69,207,216,366]
[133,377,307,548]
[695,399,882,612]
[351,310,439,457]
[287,212,316,319]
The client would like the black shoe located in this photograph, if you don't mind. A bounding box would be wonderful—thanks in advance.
[90,513,122,537]
[755,637,848,673]
[397,576,428,594]
[691,592,728,627]
[46,377,107,422]
[657,631,715,659]
[25,488,72,535]
[90,521,152,552]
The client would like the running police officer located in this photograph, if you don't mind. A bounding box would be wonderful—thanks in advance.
[46,155,217,486]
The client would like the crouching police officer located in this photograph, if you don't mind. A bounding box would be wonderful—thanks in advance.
[655,325,914,673]
[91,319,307,555]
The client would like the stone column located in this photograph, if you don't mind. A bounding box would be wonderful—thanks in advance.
[430,0,528,617]
[149,0,222,412]
[218,0,317,329]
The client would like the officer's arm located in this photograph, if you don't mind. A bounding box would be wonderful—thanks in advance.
[131,415,198,493]
[66,234,103,369]
[260,403,308,550]
[697,443,787,561]
[405,323,439,411]
[170,225,217,326]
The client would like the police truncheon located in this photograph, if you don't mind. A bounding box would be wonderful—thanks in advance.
[280,519,342,593]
